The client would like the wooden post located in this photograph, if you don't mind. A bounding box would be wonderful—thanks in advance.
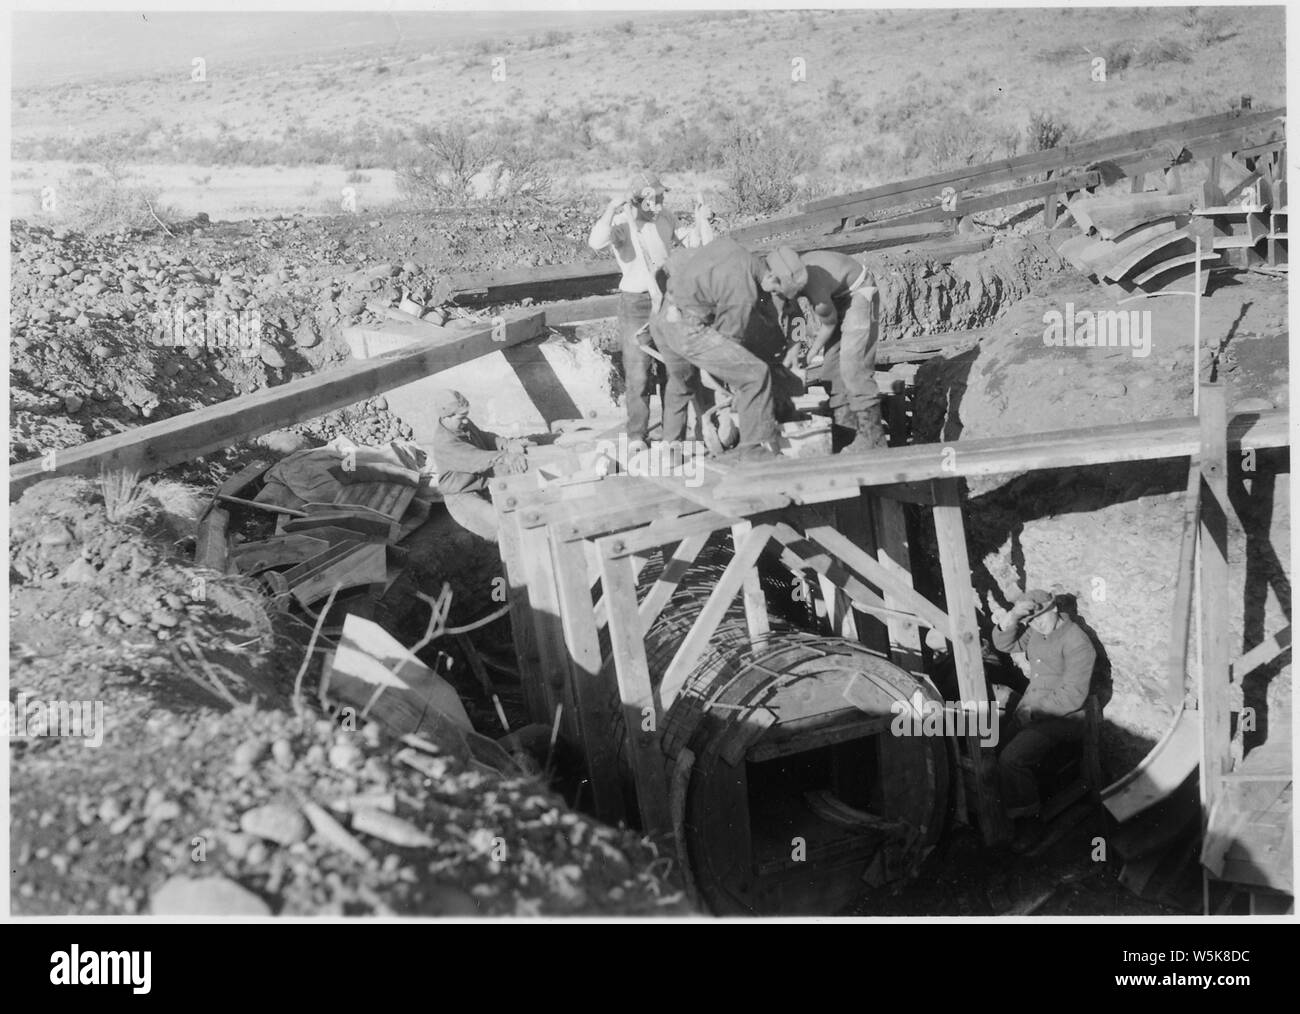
[870,494,926,673]
[597,538,672,837]
[1198,383,1232,821]
[1043,193,1059,229]
[731,522,771,644]
[1166,463,1202,707]
[491,476,546,723]
[519,520,579,744]
[551,536,627,825]
[930,477,1011,845]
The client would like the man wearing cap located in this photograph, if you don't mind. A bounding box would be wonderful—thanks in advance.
[429,389,530,542]
[651,238,803,458]
[991,589,1097,822]
[589,171,714,452]
[784,248,886,450]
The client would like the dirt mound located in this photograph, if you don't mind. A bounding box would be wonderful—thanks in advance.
[869,235,1066,342]
[9,208,598,465]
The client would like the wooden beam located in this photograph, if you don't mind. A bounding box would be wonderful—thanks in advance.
[732,522,771,644]
[862,172,1100,232]
[731,108,1283,242]
[714,410,1289,503]
[770,526,897,621]
[870,495,926,672]
[797,108,1284,216]
[550,535,627,825]
[637,535,710,632]
[803,524,952,639]
[658,524,773,711]
[1166,462,1202,707]
[591,550,651,630]
[10,311,546,499]
[1199,383,1232,820]
[1232,626,1291,681]
[931,477,1010,846]
[603,507,750,558]
[596,539,672,837]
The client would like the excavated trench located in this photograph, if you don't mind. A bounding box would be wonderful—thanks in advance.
[324,234,1287,914]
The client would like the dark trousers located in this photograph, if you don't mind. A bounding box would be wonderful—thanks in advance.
[654,313,779,447]
[997,716,1085,811]
[617,291,657,444]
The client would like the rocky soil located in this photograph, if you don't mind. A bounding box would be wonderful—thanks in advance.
[9,476,686,916]
[9,207,600,464]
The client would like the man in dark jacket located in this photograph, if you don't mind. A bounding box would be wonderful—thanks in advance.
[650,238,800,459]
[430,389,528,541]
[991,588,1097,820]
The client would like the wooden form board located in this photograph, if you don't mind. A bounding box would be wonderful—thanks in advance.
[10,311,546,499]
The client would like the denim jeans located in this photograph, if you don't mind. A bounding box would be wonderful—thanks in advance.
[807,289,880,426]
[617,291,657,444]
[654,311,778,446]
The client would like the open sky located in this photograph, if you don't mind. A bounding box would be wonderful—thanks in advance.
[11,8,704,87]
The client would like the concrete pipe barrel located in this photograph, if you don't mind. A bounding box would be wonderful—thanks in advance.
[615,541,950,915]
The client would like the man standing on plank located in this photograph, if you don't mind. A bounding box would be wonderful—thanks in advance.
[651,239,805,461]
[588,171,714,454]
[789,248,887,450]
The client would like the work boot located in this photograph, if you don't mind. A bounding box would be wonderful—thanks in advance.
[842,404,888,451]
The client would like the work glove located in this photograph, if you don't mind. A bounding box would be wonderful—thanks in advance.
[499,450,529,475]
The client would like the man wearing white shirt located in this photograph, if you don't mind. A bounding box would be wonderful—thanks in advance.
[588,171,714,451]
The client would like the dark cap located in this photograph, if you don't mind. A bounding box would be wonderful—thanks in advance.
[1013,588,1056,620]
[765,246,808,298]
